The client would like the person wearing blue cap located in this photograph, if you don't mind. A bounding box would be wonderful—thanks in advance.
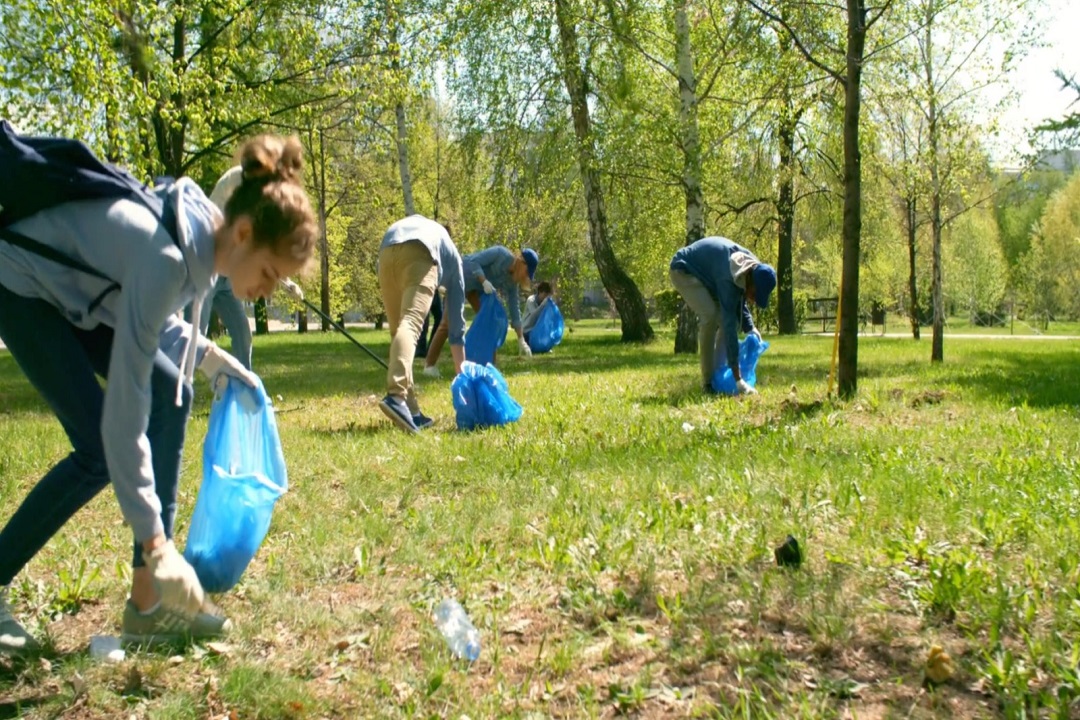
[423,245,538,374]
[669,237,777,395]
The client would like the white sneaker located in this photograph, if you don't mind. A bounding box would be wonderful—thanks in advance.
[422,365,441,378]
[0,587,39,656]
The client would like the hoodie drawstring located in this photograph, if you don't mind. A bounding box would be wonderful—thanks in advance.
[176,295,203,406]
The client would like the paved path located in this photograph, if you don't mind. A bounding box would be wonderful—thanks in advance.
[810,332,1080,341]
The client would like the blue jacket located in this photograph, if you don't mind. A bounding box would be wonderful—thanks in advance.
[380,215,466,345]
[670,236,757,369]
[0,179,218,542]
[462,245,522,330]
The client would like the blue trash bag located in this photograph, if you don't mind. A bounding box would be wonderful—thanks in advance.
[527,300,565,354]
[711,333,770,395]
[464,293,508,365]
[184,377,288,593]
[451,361,523,430]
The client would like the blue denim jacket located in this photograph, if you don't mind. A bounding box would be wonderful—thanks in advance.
[462,245,523,329]
[671,236,757,369]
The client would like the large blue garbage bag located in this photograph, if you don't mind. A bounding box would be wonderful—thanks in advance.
[184,377,288,593]
[527,300,564,354]
[711,334,769,395]
[464,293,508,365]
[451,361,523,430]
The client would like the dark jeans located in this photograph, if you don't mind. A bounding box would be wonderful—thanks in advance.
[0,283,191,584]
[185,276,252,370]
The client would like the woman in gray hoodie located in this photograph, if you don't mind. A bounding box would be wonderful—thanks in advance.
[0,134,318,653]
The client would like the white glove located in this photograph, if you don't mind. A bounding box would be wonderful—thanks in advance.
[482,279,496,295]
[736,379,758,396]
[749,327,762,341]
[518,337,532,357]
[280,278,304,302]
[143,540,205,618]
[199,343,259,390]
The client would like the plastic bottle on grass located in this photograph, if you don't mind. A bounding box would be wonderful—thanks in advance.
[434,599,481,661]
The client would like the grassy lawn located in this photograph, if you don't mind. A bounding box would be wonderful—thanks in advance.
[1,321,1079,718]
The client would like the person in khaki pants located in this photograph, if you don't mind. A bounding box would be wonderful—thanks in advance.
[378,215,467,433]
[669,236,776,395]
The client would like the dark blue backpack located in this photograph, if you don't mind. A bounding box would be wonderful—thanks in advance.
[0,120,179,311]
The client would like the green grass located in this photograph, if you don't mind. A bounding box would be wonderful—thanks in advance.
[2,320,1080,718]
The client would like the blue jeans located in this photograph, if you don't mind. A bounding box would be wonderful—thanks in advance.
[0,283,192,583]
[185,277,252,370]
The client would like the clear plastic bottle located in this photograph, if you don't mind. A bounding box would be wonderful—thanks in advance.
[433,599,481,661]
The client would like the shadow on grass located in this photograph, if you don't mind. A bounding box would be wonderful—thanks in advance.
[935,346,1080,409]
[0,695,57,719]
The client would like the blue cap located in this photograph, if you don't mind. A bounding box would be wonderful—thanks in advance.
[522,248,539,281]
[752,264,777,309]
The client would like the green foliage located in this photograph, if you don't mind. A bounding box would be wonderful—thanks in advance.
[756,289,809,333]
[945,208,1008,318]
[1029,171,1080,319]
[653,288,682,325]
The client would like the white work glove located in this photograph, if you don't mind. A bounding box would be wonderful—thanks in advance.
[749,327,762,342]
[736,379,758,396]
[142,540,205,618]
[199,343,259,391]
[279,278,304,302]
[482,279,496,295]
[518,337,532,357]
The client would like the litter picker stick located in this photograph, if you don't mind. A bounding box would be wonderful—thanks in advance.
[299,297,389,370]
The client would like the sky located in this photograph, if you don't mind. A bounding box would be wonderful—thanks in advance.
[990,0,1079,164]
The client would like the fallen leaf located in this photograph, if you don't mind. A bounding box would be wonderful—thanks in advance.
[206,642,233,656]
[501,619,533,636]
[925,644,954,684]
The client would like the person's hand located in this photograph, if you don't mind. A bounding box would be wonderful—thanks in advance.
[736,379,758,396]
[142,540,205,617]
[199,343,258,389]
[280,278,304,302]
[518,337,532,357]
[482,279,496,295]
[749,327,762,342]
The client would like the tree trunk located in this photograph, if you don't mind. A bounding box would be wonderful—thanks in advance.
[925,9,944,363]
[317,129,331,332]
[673,0,704,353]
[389,5,415,216]
[905,196,921,339]
[777,103,797,334]
[298,309,308,333]
[254,298,269,336]
[837,0,867,399]
[555,0,653,343]
[395,102,415,216]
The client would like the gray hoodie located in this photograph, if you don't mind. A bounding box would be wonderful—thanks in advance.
[0,179,217,542]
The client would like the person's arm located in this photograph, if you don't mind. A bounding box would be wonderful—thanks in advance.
[442,245,468,373]
[718,288,742,382]
[506,282,522,331]
[741,299,755,334]
[104,244,190,545]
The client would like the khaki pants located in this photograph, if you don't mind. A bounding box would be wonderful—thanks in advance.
[669,268,725,387]
[379,242,438,413]
[424,289,483,367]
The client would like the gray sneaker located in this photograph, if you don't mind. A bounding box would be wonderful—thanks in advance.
[0,590,39,657]
[121,600,232,647]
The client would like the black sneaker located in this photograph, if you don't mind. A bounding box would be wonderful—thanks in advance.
[412,412,434,430]
[379,395,418,434]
